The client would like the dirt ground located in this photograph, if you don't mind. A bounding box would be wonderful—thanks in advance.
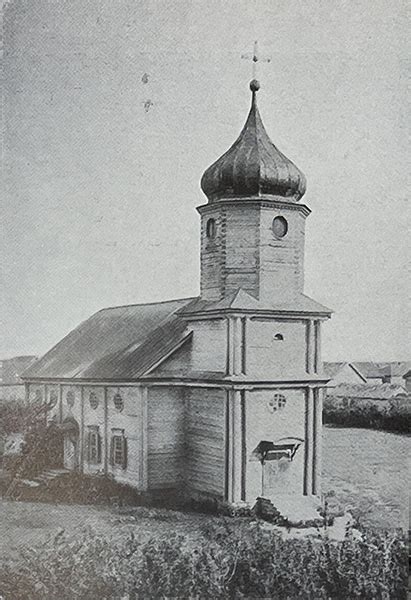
[0,500,219,563]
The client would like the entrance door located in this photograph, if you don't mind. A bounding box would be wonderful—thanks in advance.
[262,455,292,497]
[64,434,79,470]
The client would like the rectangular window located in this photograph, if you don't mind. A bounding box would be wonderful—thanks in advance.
[87,427,101,464]
[110,433,127,469]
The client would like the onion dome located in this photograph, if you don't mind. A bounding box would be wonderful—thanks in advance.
[201,80,306,202]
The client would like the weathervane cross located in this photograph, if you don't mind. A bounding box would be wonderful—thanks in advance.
[241,41,271,80]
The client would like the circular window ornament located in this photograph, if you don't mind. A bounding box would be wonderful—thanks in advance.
[267,393,287,413]
[206,218,216,239]
[113,392,124,412]
[66,390,75,408]
[89,392,99,410]
[272,216,288,238]
[48,390,58,409]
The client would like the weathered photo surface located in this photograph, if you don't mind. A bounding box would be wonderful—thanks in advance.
[0,1,409,598]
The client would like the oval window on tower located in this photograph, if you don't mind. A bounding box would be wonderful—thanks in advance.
[272,216,288,238]
[206,218,216,239]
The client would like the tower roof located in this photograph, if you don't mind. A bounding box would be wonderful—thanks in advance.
[200,80,306,202]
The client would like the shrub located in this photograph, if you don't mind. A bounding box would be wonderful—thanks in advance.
[323,396,411,433]
[0,521,407,599]
[5,421,63,482]
[2,470,144,507]
[0,398,49,436]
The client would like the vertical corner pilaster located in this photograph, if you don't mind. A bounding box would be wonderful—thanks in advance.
[227,317,247,377]
[304,387,314,495]
[43,383,47,427]
[314,321,322,374]
[306,320,315,374]
[24,382,30,406]
[226,317,233,375]
[58,383,63,424]
[226,388,245,503]
[103,386,108,475]
[233,317,243,376]
[79,386,84,473]
[312,388,323,496]
[241,318,247,375]
[141,386,148,491]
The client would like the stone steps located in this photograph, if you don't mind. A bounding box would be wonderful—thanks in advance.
[32,468,71,485]
[256,495,324,528]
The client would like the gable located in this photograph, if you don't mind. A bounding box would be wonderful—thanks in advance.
[148,337,193,377]
[324,362,367,385]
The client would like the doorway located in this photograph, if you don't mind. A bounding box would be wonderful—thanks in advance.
[61,417,80,470]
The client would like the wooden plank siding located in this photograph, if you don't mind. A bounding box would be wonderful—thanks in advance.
[147,387,185,489]
[185,387,225,497]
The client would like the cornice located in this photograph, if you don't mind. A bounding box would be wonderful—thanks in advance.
[196,197,311,218]
[181,308,331,320]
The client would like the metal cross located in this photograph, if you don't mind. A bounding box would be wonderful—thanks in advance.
[241,41,271,80]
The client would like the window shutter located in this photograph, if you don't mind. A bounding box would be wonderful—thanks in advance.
[97,433,102,464]
[122,437,128,470]
[109,437,114,466]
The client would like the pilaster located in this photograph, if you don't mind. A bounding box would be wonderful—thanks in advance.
[314,320,322,374]
[103,386,108,474]
[141,385,148,491]
[226,389,245,503]
[58,383,63,424]
[79,386,84,473]
[304,387,314,495]
[226,317,247,377]
[306,320,315,374]
[312,388,323,495]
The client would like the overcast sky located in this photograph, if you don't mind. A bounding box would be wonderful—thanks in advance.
[1,0,409,361]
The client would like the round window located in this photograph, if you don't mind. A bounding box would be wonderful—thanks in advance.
[268,393,287,413]
[48,390,58,409]
[272,216,288,238]
[113,392,124,412]
[66,390,75,408]
[89,392,99,410]
[206,218,216,239]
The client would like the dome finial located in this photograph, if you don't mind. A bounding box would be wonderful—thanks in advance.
[250,79,260,92]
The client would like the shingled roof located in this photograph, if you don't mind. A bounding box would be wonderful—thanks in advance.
[323,362,367,382]
[23,297,194,381]
[327,383,408,400]
[182,288,332,316]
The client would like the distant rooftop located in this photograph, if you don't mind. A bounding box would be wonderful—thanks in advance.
[327,383,408,400]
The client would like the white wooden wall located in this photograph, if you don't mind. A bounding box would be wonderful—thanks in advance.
[184,387,225,498]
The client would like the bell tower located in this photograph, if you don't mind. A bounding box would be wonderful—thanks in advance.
[198,79,310,306]
[183,68,332,512]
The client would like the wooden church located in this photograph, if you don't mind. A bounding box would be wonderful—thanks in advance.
[23,77,332,513]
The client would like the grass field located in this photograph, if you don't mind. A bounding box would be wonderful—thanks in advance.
[322,426,410,530]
